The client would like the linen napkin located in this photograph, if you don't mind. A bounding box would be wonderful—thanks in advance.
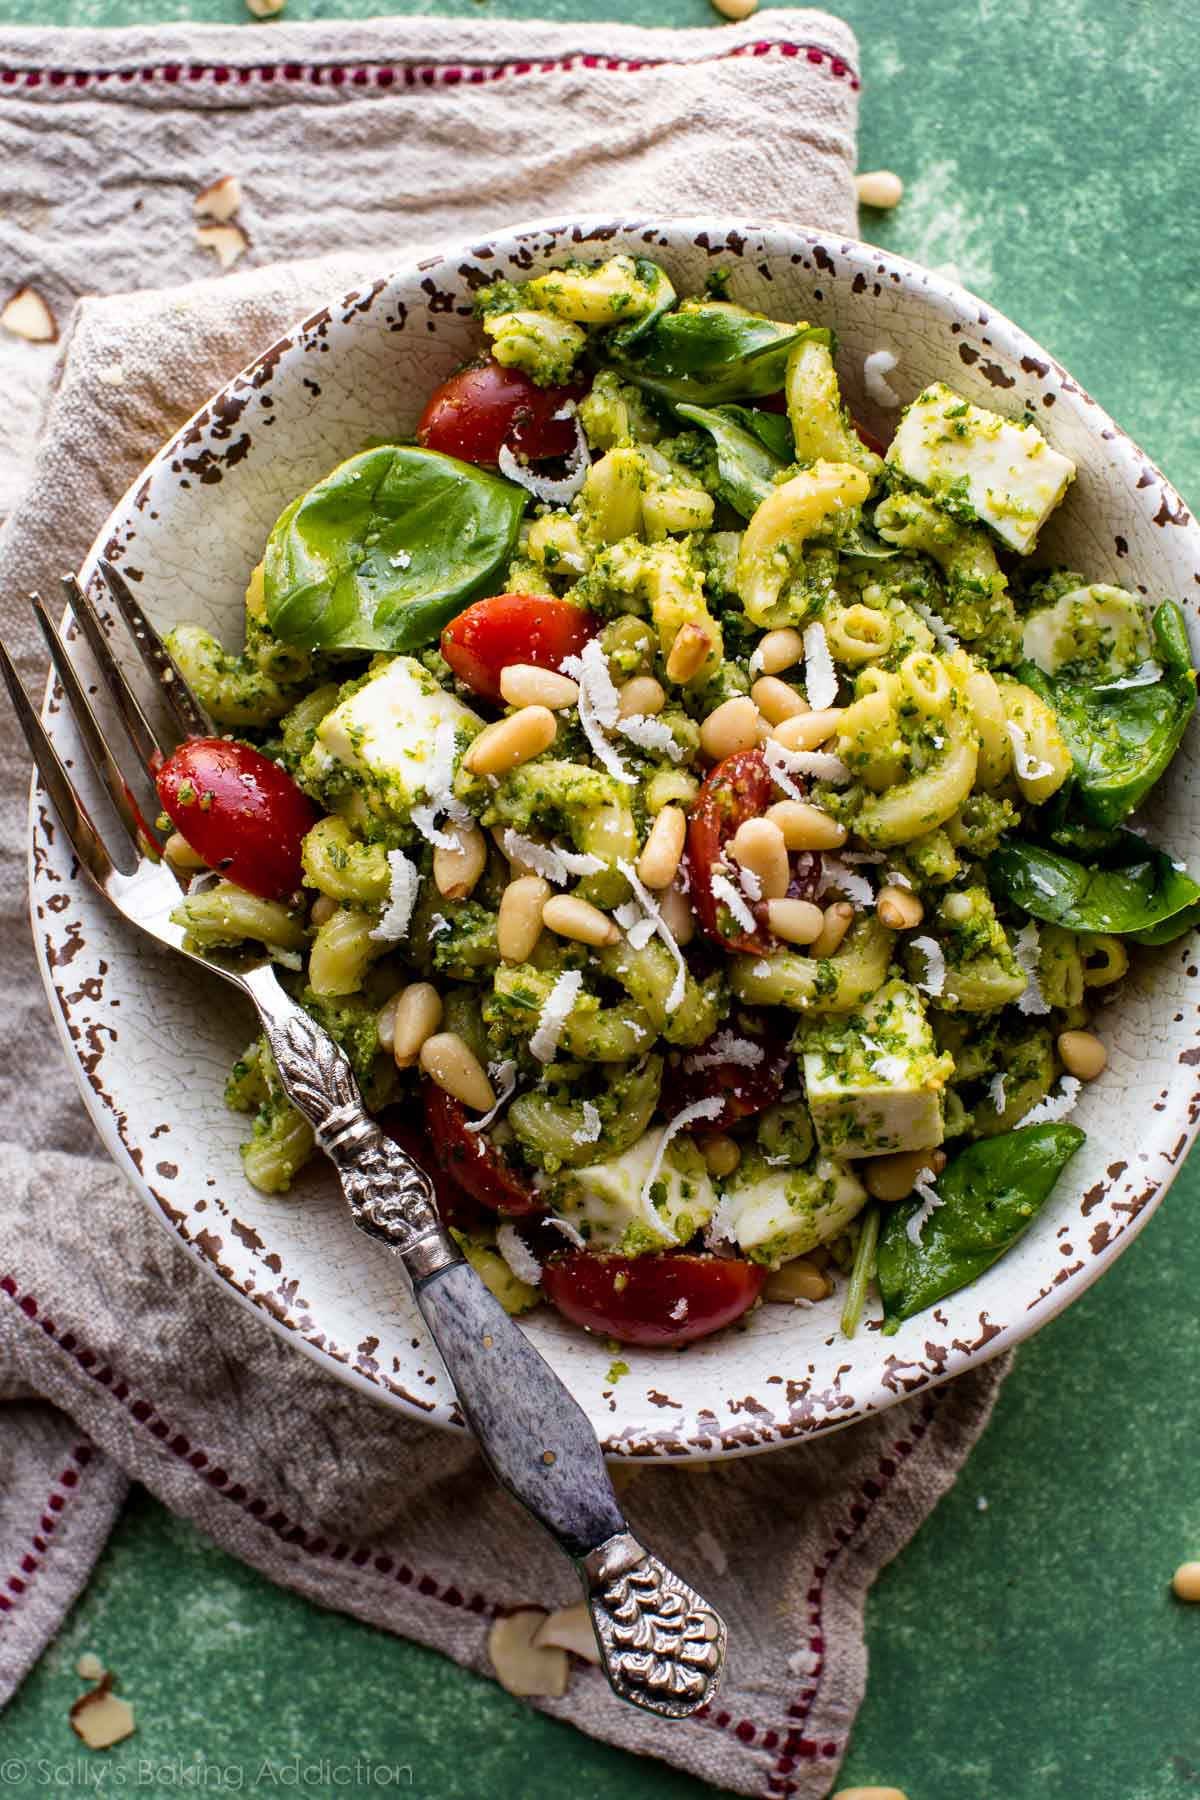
[0,15,1011,1796]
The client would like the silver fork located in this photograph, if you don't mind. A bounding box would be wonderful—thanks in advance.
[3,561,727,1719]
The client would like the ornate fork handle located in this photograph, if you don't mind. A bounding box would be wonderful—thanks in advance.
[243,966,727,1717]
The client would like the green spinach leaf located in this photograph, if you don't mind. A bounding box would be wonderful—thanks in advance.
[988,834,1200,938]
[264,446,525,653]
[608,258,677,352]
[1020,600,1196,826]
[674,402,788,517]
[599,303,811,406]
[877,1122,1086,1324]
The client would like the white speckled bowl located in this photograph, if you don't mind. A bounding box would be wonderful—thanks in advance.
[30,217,1200,1459]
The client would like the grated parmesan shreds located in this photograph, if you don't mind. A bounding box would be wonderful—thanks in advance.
[872,1053,907,1082]
[501,829,603,887]
[863,348,900,408]
[738,862,764,903]
[616,859,688,1012]
[817,856,876,909]
[1020,1076,1082,1126]
[561,640,634,785]
[765,739,852,788]
[803,621,839,711]
[572,1101,603,1146]
[910,934,946,997]
[618,713,685,762]
[497,408,590,505]
[429,912,451,938]
[989,1071,1008,1113]
[465,1060,518,1133]
[703,1191,738,1251]
[545,1214,587,1248]
[669,1296,689,1322]
[711,871,758,935]
[496,1220,543,1287]
[910,599,959,652]
[683,1031,765,1074]
[1013,921,1051,1016]
[1007,721,1055,782]
[369,850,421,942]
[905,1168,945,1246]
[410,721,473,849]
[639,1097,725,1218]
[530,970,584,1064]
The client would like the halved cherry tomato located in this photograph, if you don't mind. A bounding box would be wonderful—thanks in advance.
[686,748,777,954]
[417,357,586,466]
[422,1081,544,1217]
[855,420,889,458]
[441,592,596,703]
[541,1251,765,1347]
[660,1026,790,1133]
[155,737,317,901]
[378,1110,484,1233]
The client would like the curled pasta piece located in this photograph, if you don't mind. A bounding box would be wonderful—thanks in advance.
[729,914,893,1013]
[965,664,1014,789]
[997,679,1072,804]
[899,649,954,718]
[309,907,384,998]
[736,460,871,627]
[853,663,979,847]
[172,881,307,953]
[835,678,905,791]
[825,603,894,664]
[301,817,391,904]
[1081,934,1129,989]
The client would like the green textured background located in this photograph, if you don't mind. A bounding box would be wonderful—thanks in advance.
[3,1,1199,1796]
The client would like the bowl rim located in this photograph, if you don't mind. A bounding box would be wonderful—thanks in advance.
[28,211,1200,1460]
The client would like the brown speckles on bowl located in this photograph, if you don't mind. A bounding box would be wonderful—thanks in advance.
[28,216,1200,1460]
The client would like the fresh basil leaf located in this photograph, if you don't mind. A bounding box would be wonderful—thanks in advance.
[715,404,796,463]
[674,402,787,518]
[878,1122,1086,1324]
[989,835,1200,937]
[264,446,525,653]
[607,258,677,352]
[599,303,811,406]
[1020,601,1196,826]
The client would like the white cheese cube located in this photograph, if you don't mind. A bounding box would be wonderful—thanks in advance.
[886,380,1075,554]
[715,1155,866,1268]
[551,1129,716,1256]
[801,978,952,1159]
[300,655,482,826]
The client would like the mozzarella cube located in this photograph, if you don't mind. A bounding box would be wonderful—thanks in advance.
[801,978,952,1159]
[551,1129,716,1256]
[886,380,1075,554]
[715,1155,866,1268]
[300,655,482,827]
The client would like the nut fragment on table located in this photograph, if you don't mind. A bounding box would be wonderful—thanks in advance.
[194,223,249,270]
[70,1673,135,1749]
[532,1600,602,1664]
[1,285,58,343]
[854,169,905,210]
[710,0,759,16]
[488,1609,570,1697]
[245,0,286,15]
[75,1651,105,1681]
[193,175,243,221]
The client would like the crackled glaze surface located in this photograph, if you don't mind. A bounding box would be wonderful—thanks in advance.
[28,217,1200,1459]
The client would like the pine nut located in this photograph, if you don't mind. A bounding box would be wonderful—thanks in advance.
[752,675,809,725]
[1057,1029,1107,1081]
[637,806,687,890]
[309,893,338,926]
[393,983,444,1069]
[617,675,666,718]
[711,0,758,19]
[665,621,712,684]
[766,799,847,851]
[854,168,905,210]
[499,663,580,710]
[755,627,805,675]
[876,884,924,930]
[658,882,696,947]
[700,696,763,761]
[1172,1561,1200,1602]
[764,1256,832,1303]
[164,830,206,870]
[811,899,855,959]
[942,891,974,922]
[730,817,790,899]
[766,897,825,945]
[774,708,844,752]
[463,705,556,777]
[832,1788,910,1800]
[433,818,487,900]
[498,875,552,962]
[419,1029,495,1112]
[863,1147,947,1203]
[698,1132,741,1177]
[543,893,620,947]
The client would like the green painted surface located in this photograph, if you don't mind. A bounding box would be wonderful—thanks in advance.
[4,0,1199,1795]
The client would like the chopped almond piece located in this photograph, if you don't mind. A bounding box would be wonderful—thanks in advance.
[193,175,243,221]
[1,285,57,343]
[70,1674,135,1749]
[194,223,249,270]
[487,1610,570,1697]
[532,1601,601,1664]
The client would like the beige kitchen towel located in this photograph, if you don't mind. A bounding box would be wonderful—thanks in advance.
[0,16,1011,1798]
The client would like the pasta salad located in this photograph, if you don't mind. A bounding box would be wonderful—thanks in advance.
[154,254,1199,1348]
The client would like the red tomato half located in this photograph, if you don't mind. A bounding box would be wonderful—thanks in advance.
[686,748,777,955]
[541,1251,765,1347]
[422,1081,544,1218]
[155,738,317,902]
[417,357,586,466]
[441,592,596,703]
[660,1026,790,1133]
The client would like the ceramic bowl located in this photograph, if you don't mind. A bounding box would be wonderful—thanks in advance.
[30,216,1200,1459]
